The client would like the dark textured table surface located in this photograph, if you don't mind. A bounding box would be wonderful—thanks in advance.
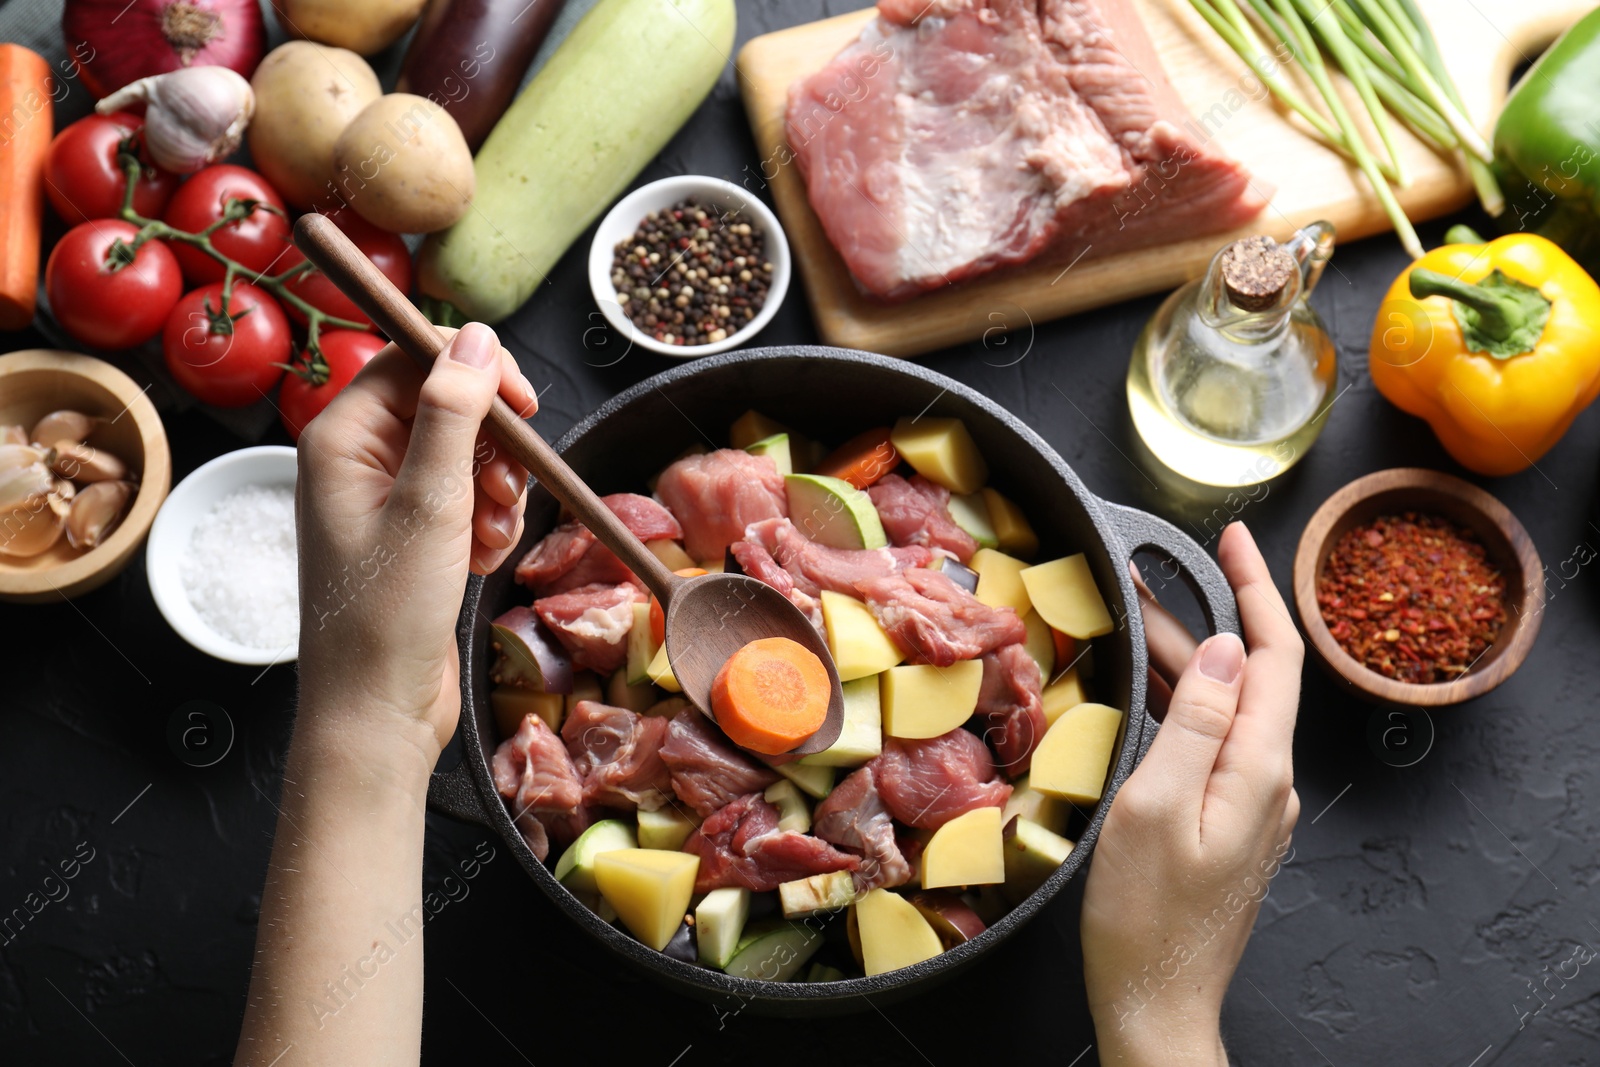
[4,2,1599,1064]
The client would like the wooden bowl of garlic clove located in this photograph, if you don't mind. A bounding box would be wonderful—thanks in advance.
[0,350,171,603]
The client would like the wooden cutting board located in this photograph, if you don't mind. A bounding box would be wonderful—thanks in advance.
[736,0,1589,358]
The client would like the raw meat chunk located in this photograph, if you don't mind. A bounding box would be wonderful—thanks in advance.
[728,539,824,631]
[856,567,1025,665]
[787,0,1269,299]
[737,516,932,596]
[655,449,787,562]
[533,582,647,674]
[492,714,585,860]
[868,474,978,561]
[975,643,1048,775]
[872,730,1012,829]
[658,707,780,816]
[812,766,911,891]
[561,700,673,811]
[684,792,860,893]
[515,493,682,594]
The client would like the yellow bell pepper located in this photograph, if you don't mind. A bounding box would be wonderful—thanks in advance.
[1369,228,1600,477]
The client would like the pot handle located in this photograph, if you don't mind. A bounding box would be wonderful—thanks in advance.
[1102,502,1242,759]
[427,760,490,826]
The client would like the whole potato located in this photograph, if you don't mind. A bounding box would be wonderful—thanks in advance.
[331,94,475,235]
[249,42,381,210]
[274,0,428,56]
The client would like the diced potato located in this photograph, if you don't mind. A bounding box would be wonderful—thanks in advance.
[779,869,856,918]
[981,487,1038,558]
[1020,554,1113,639]
[890,416,988,495]
[646,538,697,572]
[1002,775,1071,837]
[490,687,564,738]
[1031,703,1124,805]
[1040,668,1089,727]
[971,547,1031,614]
[646,643,681,693]
[1021,610,1055,679]
[606,668,657,714]
[699,558,726,573]
[920,806,1005,889]
[880,660,983,739]
[855,888,944,976]
[821,590,903,681]
[730,409,788,450]
[798,675,883,767]
[637,805,699,851]
[593,849,699,952]
[1001,815,1075,904]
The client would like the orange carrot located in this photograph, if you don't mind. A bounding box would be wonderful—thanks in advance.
[710,637,830,754]
[814,427,899,489]
[649,567,707,645]
[0,45,52,332]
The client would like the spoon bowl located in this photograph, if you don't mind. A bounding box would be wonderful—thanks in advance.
[664,571,844,756]
[293,213,845,757]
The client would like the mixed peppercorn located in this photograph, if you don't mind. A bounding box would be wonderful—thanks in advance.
[610,198,771,347]
[1317,512,1506,684]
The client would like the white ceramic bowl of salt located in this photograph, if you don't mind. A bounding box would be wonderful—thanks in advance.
[147,446,299,666]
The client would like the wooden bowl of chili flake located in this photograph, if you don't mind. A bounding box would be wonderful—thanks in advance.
[1293,468,1543,706]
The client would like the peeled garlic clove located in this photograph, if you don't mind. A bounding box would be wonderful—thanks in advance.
[48,441,127,484]
[0,464,65,558]
[29,410,99,449]
[66,479,133,551]
[0,425,25,446]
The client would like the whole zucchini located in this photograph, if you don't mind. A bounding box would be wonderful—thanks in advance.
[418,0,735,323]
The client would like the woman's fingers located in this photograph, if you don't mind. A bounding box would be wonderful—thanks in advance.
[499,346,538,418]
[1128,631,1247,829]
[388,323,505,519]
[1213,523,1304,781]
[471,511,524,576]
[1130,561,1199,686]
[476,430,528,508]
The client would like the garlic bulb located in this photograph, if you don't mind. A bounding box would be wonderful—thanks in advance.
[96,66,255,174]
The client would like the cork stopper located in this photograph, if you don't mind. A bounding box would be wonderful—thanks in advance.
[1219,236,1295,312]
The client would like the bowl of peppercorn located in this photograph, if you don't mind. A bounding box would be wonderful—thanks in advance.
[1292,468,1544,707]
[589,175,790,358]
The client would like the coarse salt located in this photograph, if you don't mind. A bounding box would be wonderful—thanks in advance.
[181,483,298,650]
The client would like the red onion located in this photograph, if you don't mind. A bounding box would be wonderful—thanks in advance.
[63,0,266,100]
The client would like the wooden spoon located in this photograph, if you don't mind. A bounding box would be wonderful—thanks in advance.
[293,214,844,756]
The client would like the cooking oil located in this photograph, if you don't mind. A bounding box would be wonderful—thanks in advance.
[1127,222,1338,488]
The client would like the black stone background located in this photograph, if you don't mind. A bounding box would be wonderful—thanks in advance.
[4,1,1600,1064]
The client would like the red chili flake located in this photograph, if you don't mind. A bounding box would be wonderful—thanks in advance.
[1316,512,1506,684]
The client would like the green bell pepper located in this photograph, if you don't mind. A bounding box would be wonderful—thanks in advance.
[1493,6,1600,276]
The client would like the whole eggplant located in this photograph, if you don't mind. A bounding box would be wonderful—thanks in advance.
[395,0,568,152]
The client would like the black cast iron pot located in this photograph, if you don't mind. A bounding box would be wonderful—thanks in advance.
[428,345,1239,1015]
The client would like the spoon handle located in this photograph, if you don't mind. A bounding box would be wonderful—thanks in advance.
[292,214,680,604]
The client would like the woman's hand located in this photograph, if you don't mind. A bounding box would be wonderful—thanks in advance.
[293,322,537,766]
[1081,522,1303,1065]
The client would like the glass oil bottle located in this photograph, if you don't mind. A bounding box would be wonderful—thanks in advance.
[1126,221,1338,488]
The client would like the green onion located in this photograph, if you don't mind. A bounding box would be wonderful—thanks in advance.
[1293,0,1407,186]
